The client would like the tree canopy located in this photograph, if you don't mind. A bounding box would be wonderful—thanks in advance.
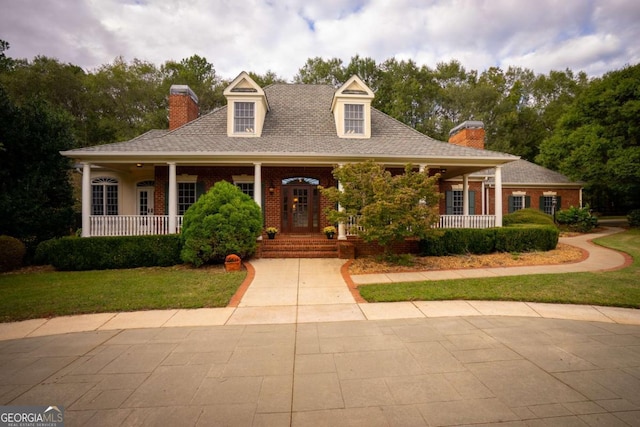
[1,38,637,213]
[537,64,640,213]
[0,86,75,252]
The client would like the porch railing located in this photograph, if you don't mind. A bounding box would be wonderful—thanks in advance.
[437,215,496,229]
[345,215,496,236]
[89,215,184,237]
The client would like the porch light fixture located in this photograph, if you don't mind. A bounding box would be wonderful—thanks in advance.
[269,181,275,195]
[440,168,447,174]
[136,163,143,168]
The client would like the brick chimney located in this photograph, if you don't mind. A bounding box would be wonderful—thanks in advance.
[169,85,199,130]
[448,120,485,150]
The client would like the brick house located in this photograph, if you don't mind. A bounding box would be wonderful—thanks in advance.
[61,72,581,256]
[442,121,583,219]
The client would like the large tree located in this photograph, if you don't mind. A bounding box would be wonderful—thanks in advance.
[0,87,75,252]
[537,64,640,213]
[321,161,441,253]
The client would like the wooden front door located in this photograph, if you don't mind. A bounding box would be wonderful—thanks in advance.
[282,185,319,233]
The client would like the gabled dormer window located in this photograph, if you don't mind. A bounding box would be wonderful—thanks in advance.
[332,75,374,139]
[224,72,268,137]
[234,102,255,133]
[344,104,364,134]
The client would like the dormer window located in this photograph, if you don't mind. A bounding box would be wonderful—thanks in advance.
[344,104,364,134]
[224,71,269,137]
[234,102,255,134]
[331,75,374,139]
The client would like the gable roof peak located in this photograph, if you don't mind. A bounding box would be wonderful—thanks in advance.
[336,75,374,98]
[223,71,266,98]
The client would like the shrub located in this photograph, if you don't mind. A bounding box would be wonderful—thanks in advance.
[419,229,495,256]
[556,205,598,232]
[503,208,555,226]
[181,181,262,266]
[419,225,558,256]
[628,209,640,228]
[34,235,182,271]
[494,225,559,252]
[0,235,26,272]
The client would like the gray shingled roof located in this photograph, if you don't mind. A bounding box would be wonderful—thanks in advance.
[474,159,582,185]
[63,83,517,162]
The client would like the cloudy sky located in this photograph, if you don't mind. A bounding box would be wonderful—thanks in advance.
[1,0,638,80]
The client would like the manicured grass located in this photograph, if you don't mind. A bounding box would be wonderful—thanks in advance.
[0,266,246,322]
[359,228,640,308]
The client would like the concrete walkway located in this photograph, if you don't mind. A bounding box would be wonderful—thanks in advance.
[351,227,630,285]
[1,227,638,343]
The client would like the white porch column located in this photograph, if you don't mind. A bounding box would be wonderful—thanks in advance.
[462,174,470,216]
[81,162,92,237]
[495,165,503,227]
[253,163,262,209]
[337,163,347,240]
[462,174,470,228]
[168,162,177,234]
[254,163,263,241]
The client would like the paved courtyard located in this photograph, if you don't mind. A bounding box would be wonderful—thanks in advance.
[1,316,640,426]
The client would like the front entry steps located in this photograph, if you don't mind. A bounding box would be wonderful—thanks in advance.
[259,234,338,258]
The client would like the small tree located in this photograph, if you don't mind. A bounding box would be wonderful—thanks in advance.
[181,181,262,266]
[321,161,441,253]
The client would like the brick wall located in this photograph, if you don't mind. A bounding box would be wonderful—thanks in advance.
[439,181,484,214]
[486,187,582,215]
[153,165,336,230]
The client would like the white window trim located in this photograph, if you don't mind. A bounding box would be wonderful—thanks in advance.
[344,104,365,135]
[91,177,119,216]
[232,174,254,184]
[233,101,256,135]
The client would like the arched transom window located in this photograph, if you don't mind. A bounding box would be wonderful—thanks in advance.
[92,177,118,215]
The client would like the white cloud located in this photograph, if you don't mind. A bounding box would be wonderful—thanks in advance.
[0,0,638,80]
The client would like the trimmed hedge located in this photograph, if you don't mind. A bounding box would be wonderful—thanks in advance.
[494,225,559,253]
[35,235,182,271]
[419,225,559,256]
[503,208,555,226]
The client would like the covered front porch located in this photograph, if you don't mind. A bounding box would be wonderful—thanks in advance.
[78,160,505,239]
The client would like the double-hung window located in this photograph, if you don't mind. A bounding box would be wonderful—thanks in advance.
[344,104,364,134]
[178,182,196,215]
[452,190,463,215]
[508,193,530,213]
[92,177,118,215]
[236,182,254,198]
[234,102,255,133]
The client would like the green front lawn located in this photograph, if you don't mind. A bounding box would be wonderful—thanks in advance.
[0,266,246,323]
[359,228,640,308]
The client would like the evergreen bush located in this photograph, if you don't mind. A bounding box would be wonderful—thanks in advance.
[628,209,640,228]
[34,235,182,271]
[503,208,555,226]
[419,229,495,256]
[494,225,559,252]
[181,181,262,266]
[556,205,598,232]
[419,225,558,256]
[0,235,26,272]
